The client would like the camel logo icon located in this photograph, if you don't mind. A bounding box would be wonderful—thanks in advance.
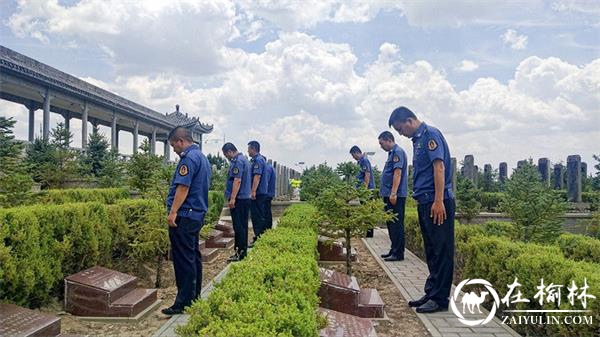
[450,279,500,326]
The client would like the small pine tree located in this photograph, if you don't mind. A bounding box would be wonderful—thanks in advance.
[501,160,567,243]
[98,149,125,188]
[335,161,360,184]
[26,137,57,188]
[314,183,394,275]
[300,163,341,201]
[126,139,163,193]
[0,117,33,207]
[456,176,482,223]
[81,126,110,176]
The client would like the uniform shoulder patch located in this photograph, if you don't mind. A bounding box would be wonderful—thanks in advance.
[232,167,239,175]
[393,155,399,163]
[428,139,438,151]
[179,164,189,176]
[362,165,368,171]
[254,163,259,169]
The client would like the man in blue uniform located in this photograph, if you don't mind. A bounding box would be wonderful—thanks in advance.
[163,127,211,316]
[378,131,408,262]
[265,162,276,231]
[247,141,269,242]
[222,142,251,262]
[389,106,455,314]
[349,145,375,190]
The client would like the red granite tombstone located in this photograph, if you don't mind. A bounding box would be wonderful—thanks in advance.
[65,266,158,317]
[0,303,61,337]
[318,236,357,262]
[204,229,234,249]
[319,308,377,337]
[319,268,384,318]
[215,220,235,238]
[198,239,219,263]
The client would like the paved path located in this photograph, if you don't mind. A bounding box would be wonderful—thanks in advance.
[362,228,521,337]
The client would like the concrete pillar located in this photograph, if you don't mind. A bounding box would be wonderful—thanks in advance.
[517,160,527,169]
[198,133,203,151]
[111,113,118,150]
[463,155,476,186]
[499,162,508,183]
[64,112,71,132]
[81,102,88,149]
[42,88,51,141]
[451,157,457,196]
[133,120,139,154]
[567,155,582,203]
[483,164,492,189]
[582,162,588,178]
[553,164,564,190]
[150,127,157,155]
[115,127,120,150]
[164,140,170,162]
[538,158,551,187]
[28,105,35,142]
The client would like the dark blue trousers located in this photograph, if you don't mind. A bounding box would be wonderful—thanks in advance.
[231,198,250,253]
[265,197,273,230]
[250,195,268,238]
[169,215,203,310]
[417,198,455,307]
[384,197,406,257]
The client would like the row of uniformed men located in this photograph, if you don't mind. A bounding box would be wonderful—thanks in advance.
[351,106,456,314]
[161,130,276,315]
[221,140,277,262]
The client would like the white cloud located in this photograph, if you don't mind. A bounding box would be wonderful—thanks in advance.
[456,60,479,72]
[501,29,528,50]
[7,0,240,76]
[551,0,600,15]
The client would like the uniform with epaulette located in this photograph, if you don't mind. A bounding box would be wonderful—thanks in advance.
[225,152,251,260]
[380,143,408,261]
[166,143,211,312]
[249,153,269,239]
[357,155,375,190]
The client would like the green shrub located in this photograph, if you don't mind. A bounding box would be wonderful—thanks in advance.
[276,203,319,231]
[178,203,321,337]
[479,192,503,212]
[557,233,600,265]
[0,199,164,307]
[460,236,600,337]
[35,188,130,205]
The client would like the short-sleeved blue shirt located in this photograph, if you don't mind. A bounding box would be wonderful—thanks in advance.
[411,122,454,203]
[380,144,408,198]
[167,143,211,221]
[250,154,269,196]
[356,156,375,190]
[225,152,251,200]
[267,164,276,198]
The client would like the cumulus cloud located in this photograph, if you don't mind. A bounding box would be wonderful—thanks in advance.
[501,29,528,50]
[7,0,240,76]
[456,60,479,72]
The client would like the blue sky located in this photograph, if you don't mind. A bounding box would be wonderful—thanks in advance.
[1,0,599,173]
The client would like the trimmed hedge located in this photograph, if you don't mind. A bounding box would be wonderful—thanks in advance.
[557,233,600,265]
[178,203,321,337]
[0,199,163,307]
[35,188,130,205]
[460,236,600,337]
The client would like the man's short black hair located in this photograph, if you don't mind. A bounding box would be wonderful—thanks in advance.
[222,142,237,152]
[378,131,395,142]
[247,140,260,152]
[349,145,362,154]
[388,106,417,127]
[168,126,194,142]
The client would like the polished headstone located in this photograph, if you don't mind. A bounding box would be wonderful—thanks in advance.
[319,308,377,337]
[553,164,564,189]
[567,155,582,202]
[499,162,508,183]
[538,158,551,187]
[463,155,476,186]
[0,303,61,337]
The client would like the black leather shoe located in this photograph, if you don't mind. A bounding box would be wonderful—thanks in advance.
[408,295,429,307]
[380,251,393,258]
[383,255,404,261]
[227,253,240,262]
[161,307,183,316]
[416,299,447,313]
